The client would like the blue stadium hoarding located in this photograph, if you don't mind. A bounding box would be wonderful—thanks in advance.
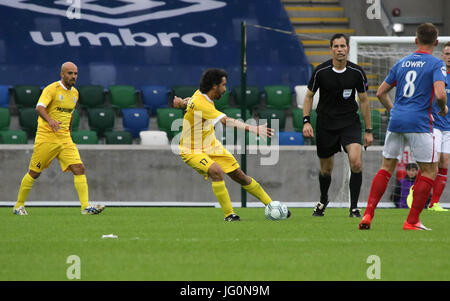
[0,0,311,90]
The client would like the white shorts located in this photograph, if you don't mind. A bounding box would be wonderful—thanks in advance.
[382,131,437,163]
[433,128,450,154]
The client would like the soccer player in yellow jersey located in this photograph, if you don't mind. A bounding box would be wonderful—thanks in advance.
[13,62,105,215]
[175,68,290,221]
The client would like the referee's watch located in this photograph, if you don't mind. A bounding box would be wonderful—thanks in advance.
[365,128,373,134]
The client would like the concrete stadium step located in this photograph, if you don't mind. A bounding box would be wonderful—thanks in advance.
[290,17,349,25]
[284,6,345,17]
[300,39,330,48]
[294,27,355,41]
[282,0,340,4]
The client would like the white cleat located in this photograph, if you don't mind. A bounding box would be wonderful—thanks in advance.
[82,204,105,215]
[13,206,28,215]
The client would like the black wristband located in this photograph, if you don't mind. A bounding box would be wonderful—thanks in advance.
[303,116,311,125]
[365,128,373,133]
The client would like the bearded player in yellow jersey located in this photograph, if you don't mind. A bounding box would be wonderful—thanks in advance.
[13,62,105,215]
[175,68,290,221]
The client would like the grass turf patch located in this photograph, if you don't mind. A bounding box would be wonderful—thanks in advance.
[1,207,450,280]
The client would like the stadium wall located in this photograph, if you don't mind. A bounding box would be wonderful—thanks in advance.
[2,145,442,208]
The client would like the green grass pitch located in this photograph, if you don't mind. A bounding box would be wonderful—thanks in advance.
[1,207,450,281]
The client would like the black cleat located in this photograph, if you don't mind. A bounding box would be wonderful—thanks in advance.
[349,208,361,218]
[224,213,240,221]
[287,210,291,218]
[312,200,328,217]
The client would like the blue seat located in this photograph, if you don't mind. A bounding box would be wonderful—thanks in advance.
[122,108,149,138]
[0,85,9,108]
[141,85,169,115]
[278,132,304,145]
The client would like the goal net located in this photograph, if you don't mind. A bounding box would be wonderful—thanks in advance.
[348,36,450,208]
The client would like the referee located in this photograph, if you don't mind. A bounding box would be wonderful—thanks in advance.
[302,33,373,217]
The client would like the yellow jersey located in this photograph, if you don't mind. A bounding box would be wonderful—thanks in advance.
[179,90,226,154]
[35,81,78,144]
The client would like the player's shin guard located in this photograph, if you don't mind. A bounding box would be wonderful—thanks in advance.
[430,168,447,208]
[74,175,89,210]
[15,173,35,208]
[212,180,234,217]
[242,178,272,206]
[407,176,434,225]
[364,169,391,218]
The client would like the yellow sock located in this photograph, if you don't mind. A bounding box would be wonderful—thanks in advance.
[15,173,35,208]
[212,180,234,217]
[74,175,89,210]
[243,178,273,206]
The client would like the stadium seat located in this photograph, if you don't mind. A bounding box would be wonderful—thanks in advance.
[18,108,38,137]
[257,109,286,131]
[222,108,251,121]
[264,85,292,110]
[214,91,230,111]
[0,108,10,130]
[71,109,80,131]
[13,85,41,108]
[77,85,105,109]
[292,108,317,133]
[139,130,170,145]
[231,86,260,110]
[71,130,98,144]
[172,85,197,99]
[141,85,170,115]
[104,131,133,144]
[278,132,304,145]
[292,108,317,145]
[294,85,319,109]
[156,108,184,139]
[122,108,150,138]
[109,85,136,109]
[0,130,28,144]
[0,85,9,108]
[87,108,115,137]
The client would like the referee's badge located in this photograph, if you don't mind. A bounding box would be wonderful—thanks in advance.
[73,97,77,103]
[343,89,352,99]
[59,94,63,101]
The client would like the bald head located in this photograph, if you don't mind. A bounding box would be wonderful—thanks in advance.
[61,61,77,73]
[60,61,78,88]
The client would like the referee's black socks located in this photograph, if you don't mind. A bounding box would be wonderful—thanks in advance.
[349,171,363,209]
[318,173,331,204]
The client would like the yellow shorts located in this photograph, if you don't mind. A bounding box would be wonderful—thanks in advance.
[29,142,83,173]
[181,147,240,180]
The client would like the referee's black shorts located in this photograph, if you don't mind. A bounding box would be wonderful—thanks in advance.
[316,122,362,158]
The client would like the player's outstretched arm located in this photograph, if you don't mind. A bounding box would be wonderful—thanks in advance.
[302,89,315,138]
[173,96,191,109]
[376,81,394,112]
[219,116,274,138]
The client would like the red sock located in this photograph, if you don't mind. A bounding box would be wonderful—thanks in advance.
[430,168,447,208]
[364,169,391,218]
[406,176,434,224]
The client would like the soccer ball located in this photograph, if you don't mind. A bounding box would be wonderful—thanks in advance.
[265,201,289,220]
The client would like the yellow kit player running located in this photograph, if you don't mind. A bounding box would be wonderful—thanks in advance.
[175,68,290,221]
[13,62,105,215]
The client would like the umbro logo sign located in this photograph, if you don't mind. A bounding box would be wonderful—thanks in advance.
[0,0,227,26]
